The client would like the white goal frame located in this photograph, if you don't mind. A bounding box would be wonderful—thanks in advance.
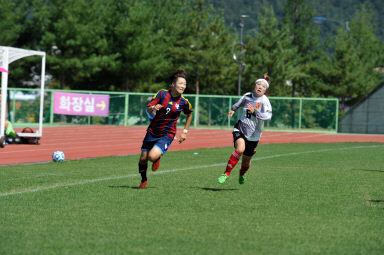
[0,46,46,147]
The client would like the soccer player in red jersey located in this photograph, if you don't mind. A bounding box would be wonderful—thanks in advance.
[138,70,193,188]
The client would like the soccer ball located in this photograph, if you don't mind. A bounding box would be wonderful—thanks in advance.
[52,151,65,162]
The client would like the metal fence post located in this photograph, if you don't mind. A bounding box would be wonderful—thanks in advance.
[335,99,339,131]
[11,92,16,123]
[228,97,232,128]
[50,91,54,125]
[194,95,199,128]
[124,93,129,127]
[299,98,302,129]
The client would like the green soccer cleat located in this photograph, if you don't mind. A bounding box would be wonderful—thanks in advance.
[239,174,247,184]
[5,121,17,138]
[217,174,229,184]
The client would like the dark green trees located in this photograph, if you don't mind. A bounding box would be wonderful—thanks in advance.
[316,5,383,110]
[243,5,298,97]
[0,0,383,109]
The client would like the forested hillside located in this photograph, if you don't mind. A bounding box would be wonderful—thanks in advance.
[0,0,383,111]
[209,0,384,40]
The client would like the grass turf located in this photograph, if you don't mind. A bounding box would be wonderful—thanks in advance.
[0,142,383,254]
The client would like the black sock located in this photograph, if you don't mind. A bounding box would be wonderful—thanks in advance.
[138,162,148,182]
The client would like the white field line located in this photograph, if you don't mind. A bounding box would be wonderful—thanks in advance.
[0,144,383,198]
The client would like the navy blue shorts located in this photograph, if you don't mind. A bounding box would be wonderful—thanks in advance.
[141,132,173,155]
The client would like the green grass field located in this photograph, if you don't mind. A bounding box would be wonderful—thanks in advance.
[1,143,383,255]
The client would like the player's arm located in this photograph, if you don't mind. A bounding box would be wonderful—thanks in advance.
[179,111,193,144]
[227,110,235,119]
[250,100,272,120]
[147,90,164,113]
[228,95,246,119]
[147,104,163,114]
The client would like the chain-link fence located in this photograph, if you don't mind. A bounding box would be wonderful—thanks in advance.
[4,88,338,132]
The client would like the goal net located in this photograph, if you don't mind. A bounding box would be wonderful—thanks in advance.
[0,46,46,147]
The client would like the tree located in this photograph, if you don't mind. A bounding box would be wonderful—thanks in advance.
[349,5,383,93]
[283,0,322,97]
[0,0,23,46]
[199,14,237,95]
[105,0,171,92]
[327,4,383,111]
[162,0,237,95]
[243,5,298,97]
[33,0,118,90]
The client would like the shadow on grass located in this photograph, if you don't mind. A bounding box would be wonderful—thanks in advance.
[353,169,384,173]
[191,187,239,192]
[369,200,384,209]
[108,185,155,190]
[369,200,384,203]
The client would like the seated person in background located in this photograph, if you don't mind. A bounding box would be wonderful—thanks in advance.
[5,120,17,138]
[0,92,17,138]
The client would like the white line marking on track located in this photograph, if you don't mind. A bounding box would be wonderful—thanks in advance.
[0,144,383,198]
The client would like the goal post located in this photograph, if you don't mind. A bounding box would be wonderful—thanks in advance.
[0,46,46,147]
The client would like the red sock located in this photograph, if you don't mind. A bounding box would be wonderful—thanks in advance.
[240,161,251,176]
[225,150,242,176]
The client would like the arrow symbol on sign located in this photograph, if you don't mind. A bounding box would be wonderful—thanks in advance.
[96,101,106,110]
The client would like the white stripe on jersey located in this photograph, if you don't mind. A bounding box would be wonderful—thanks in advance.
[232,92,272,141]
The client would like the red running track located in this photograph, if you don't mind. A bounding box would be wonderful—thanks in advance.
[1,125,384,166]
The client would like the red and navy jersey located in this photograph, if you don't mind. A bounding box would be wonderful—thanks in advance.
[147,89,193,139]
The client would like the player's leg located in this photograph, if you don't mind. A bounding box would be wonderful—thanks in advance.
[226,137,245,174]
[148,135,173,172]
[239,155,251,184]
[218,132,245,184]
[138,132,156,188]
[239,141,258,184]
[148,146,162,171]
[138,150,149,188]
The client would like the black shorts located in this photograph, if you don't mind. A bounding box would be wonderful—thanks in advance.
[232,130,259,157]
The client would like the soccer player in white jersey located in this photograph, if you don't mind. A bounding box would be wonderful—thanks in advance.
[218,74,272,184]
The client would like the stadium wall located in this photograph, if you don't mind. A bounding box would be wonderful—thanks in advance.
[339,83,384,134]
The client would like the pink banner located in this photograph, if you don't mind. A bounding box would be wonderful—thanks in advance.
[54,92,110,117]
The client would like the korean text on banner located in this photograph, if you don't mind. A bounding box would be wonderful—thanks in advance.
[53,92,110,117]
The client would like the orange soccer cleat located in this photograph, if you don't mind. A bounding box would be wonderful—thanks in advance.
[139,180,148,189]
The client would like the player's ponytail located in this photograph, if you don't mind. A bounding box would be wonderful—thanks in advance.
[262,73,270,85]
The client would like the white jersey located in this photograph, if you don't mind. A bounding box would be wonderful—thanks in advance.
[232,93,272,141]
